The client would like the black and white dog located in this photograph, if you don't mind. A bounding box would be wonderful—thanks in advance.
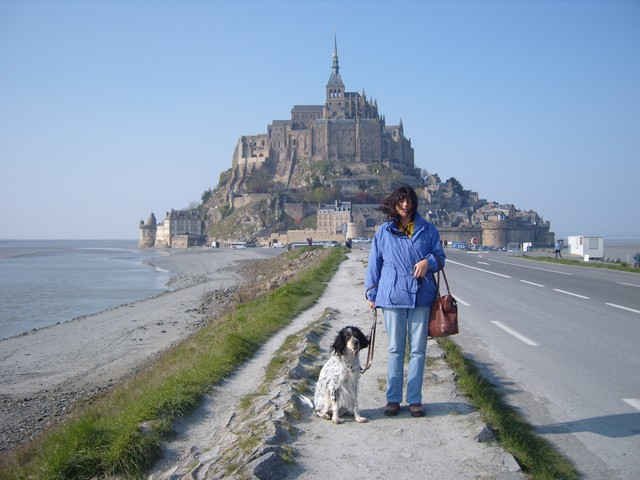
[314,326,370,424]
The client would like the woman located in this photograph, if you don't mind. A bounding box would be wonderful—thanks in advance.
[365,185,446,417]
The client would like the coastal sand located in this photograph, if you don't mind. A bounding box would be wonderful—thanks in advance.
[0,247,282,451]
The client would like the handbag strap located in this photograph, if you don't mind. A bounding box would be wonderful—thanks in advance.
[361,308,377,374]
[440,267,452,295]
[431,255,451,296]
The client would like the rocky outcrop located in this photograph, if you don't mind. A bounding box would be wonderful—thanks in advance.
[201,162,554,247]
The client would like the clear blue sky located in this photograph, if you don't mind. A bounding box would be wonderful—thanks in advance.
[1,1,638,239]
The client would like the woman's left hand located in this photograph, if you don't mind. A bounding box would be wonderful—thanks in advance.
[413,259,428,278]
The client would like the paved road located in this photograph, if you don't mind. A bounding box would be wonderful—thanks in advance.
[442,249,640,479]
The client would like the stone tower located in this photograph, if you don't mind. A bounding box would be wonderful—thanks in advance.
[138,212,157,248]
[324,36,346,120]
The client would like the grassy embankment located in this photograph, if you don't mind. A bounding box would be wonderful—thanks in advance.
[1,247,347,480]
[523,254,639,273]
[438,338,579,480]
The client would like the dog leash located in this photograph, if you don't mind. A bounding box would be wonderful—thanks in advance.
[361,308,377,374]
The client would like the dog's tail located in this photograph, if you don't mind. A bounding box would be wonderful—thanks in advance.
[298,393,314,410]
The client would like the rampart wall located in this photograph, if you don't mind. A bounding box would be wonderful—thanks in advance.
[232,193,270,209]
[438,226,483,245]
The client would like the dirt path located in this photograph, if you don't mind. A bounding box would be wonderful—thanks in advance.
[149,250,362,477]
[150,250,525,479]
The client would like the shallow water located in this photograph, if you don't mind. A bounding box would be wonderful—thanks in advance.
[602,238,640,263]
[0,240,169,339]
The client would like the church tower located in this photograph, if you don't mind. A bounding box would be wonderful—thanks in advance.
[324,36,346,119]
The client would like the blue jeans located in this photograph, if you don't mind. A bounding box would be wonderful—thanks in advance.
[383,307,429,405]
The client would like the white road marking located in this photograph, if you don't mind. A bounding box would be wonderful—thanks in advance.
[520,279,544,288]
[617,282,640,288]
[446,259,512,278]
[477,261,490,266]
[491,321,539,346]
[553,288,590,300]
[488,258,573,276]
[606,303,640,315]
[454,296,470,307]
[623,398,640,411]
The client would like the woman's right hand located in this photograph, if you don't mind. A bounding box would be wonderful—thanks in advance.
[367,300,376,310]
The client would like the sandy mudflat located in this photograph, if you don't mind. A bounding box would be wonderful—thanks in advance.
[0,247,282,452]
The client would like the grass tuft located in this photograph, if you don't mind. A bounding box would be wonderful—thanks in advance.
[438,338,579,480]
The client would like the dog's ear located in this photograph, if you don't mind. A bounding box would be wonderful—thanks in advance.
[353,326,369,349]
[332,330,346,355]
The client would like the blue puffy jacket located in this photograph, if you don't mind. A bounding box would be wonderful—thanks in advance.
[365,214,446,308]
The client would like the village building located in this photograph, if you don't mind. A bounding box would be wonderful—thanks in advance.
[138,209,205,248]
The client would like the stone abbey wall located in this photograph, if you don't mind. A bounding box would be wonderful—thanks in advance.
[358,119,383,163]
[327,121,357,162]
[291,105,323,129]
[232,134,269,171]
[310,121,328,161]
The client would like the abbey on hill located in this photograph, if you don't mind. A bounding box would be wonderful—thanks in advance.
[227,37,415,195]
[139,40,554,249]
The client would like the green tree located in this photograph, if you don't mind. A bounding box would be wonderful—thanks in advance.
[201,188,213,204]
[244,167,275,193]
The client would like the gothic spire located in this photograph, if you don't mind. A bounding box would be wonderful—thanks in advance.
[332,34,339,75]
[326,34,344,89]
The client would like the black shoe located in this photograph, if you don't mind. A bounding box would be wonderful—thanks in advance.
[409,403,425,417]
[384,402,400,416]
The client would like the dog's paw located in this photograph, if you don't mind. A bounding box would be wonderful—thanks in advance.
[332,417,343,424]
[316,410,331,420]
[355,415,369,423]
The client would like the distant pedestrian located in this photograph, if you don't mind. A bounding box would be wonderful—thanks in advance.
[365,185,446,418]
[554,240,563,259]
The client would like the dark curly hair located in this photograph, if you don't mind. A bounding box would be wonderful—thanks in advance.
[379,185,418,222]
